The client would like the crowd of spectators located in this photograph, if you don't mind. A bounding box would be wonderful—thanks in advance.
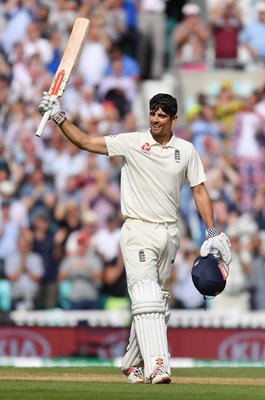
[0,0,265,313]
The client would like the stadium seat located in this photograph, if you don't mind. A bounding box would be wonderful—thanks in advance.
[58,280,72,310]
[0,280,11,312]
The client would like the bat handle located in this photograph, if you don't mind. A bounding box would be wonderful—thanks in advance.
[35,109,52,137]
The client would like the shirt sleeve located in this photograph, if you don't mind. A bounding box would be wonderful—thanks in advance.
[105,132,136,157]
[186,143,207,187]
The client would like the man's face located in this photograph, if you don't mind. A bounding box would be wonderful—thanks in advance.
[149,107,176,139]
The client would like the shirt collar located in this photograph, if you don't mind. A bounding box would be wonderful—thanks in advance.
[146,129,179,148]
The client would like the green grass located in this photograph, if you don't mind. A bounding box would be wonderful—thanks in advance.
[0,367,265,400]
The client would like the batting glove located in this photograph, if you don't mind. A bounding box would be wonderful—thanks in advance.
[200,231,232,266]
[38,92,66,125]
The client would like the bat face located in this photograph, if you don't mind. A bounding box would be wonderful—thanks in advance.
[48,17,90,98]
[36,17,90,136]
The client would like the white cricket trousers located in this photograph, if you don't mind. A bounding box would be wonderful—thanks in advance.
[120,219,180,291]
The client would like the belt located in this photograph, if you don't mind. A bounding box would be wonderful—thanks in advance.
[125,218,177,227]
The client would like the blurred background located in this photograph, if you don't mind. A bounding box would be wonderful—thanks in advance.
[0,0,265,365]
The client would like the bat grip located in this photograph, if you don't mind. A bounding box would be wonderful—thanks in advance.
[35,109,52,137]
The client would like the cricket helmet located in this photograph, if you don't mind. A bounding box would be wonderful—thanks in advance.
[191,253,227,297]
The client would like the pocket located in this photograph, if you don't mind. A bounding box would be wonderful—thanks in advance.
[120,222,135,248]
[168,226,180,245]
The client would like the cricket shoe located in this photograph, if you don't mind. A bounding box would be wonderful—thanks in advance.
[123,366,144,384]
[150,368,171,384]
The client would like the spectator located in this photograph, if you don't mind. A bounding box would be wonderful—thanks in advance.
[104,43,140,82]
[100,248,130,310]
[0,0,32,56]
[246,228,265,310]
[0,138,11,179]
[18,165,56,223]
[214,80,242,150]
[58,174,82,205]
[210,0,243,68]
[254,184,265,232]
[239,1,265,68]
[122,0,139,57]
[91,211,121,264]
[172,3,210,70]
[53,199,82,260]
[98,57,137,118]
[57,229,103,310]
[205,157,240,211]
[4,229,44,310]
[9,50,51,105]
[60,73,85,119]
[77,15,109,88]
[8,41,29,102]
[98,100,123,136]
[48,0,78,35]
[4,102,37,149]
[211,198,231,233]
[23,22,53,67]
[66,82,104,125]
[46,29,62,76]
[0,200,20,276]
[255,84,265,130]
[81,168,120,229]
[0,76,10,133]
[32,3,51,38]
[102,0,128,46]
[187,104,224,156]
[52,140,87,194]
[65,209,98,256]
[230,93,265,213]
[211,224,251,311]
[136,0,167,79]
[31,208,60,309]
[0,51,10,80]
[171,240,204,309]
[0,180,29,229]
[41,132,68,177]
[121,110,138,133]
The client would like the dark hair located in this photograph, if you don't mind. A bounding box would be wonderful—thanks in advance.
[149,93,178,117]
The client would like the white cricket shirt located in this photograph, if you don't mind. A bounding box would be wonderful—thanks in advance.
[105,130,206,223]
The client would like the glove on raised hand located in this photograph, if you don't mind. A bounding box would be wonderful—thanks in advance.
[38,92,66,125]
[200,232,232,266]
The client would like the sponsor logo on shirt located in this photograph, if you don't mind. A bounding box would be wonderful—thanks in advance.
[141,142,151,153]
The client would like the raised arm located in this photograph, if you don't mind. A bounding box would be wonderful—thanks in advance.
[59,118,108,155]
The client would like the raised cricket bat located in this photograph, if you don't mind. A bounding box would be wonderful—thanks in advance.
[36,17,90,137]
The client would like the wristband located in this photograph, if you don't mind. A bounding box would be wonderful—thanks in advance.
[52,111,66,125]
[206,227,217,238]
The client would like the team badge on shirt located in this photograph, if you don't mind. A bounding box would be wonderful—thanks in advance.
[174,149,181,162]
[139,249,146,262]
